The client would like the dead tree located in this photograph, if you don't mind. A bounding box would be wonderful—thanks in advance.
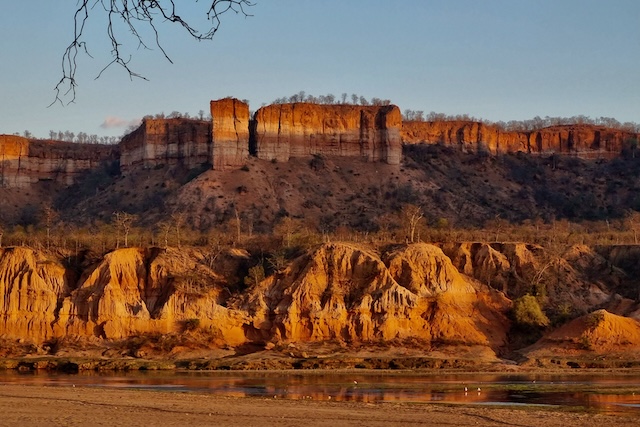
[54,0,254,104]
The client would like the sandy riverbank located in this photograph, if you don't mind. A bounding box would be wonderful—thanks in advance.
[0,384,638,427]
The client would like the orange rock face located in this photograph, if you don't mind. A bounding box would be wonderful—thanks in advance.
[0,247,70,341]
[0,243,509,354]
[402,121,638,157]
[253,103,402,164]
[242,243,509,351]
[526,309,640,356]
[119,119,211,173]
[211,98,250,170]
[0,135,116,188]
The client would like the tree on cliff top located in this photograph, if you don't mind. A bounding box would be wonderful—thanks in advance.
[54,0,254,104]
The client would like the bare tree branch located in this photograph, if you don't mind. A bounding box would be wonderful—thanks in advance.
[52,0,254,106]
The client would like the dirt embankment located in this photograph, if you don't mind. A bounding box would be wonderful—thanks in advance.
[3,241,640,369]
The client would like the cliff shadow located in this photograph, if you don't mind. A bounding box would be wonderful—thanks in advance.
[248,118,258,156]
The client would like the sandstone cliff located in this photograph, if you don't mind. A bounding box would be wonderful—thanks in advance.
[253,103,402,164]
[440,243,615,313]
[211,98,250,170]
[0,243,509,354]
[0,247,70,341]
[0,135,116,188]
[401,121,638,157]
[241,243,509,351]
[5,241,640,361]
[119,119,211,173]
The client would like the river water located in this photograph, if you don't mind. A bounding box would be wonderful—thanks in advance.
[2,371,640,414]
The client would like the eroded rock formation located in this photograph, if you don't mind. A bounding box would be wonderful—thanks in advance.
[119,119,211,173]
[253,103,402,164]
[402,121,638,157]
[0,247,70,341]
[0,243,510,354]
[240,243,509,350]
[211,98,250,170]
[0,135,116,188]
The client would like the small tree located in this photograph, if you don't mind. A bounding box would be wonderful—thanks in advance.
[513,295,550,328]
[113,211,136,248]
[42,204,58,250]
[157,221,172,249]
[402,204,424,243]
[170,212,187,248]
[244,263,265,287]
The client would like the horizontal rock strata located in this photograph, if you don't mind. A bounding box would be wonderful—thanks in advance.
[401,121,638,157]
[0,135,116,188]
[253,103,402,164]
[119,119,211,173]
[211,98,250,170]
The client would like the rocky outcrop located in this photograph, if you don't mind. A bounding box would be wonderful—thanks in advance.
[60,247,246,344]
[0,247,70,341]
[0,246,247,345]
[241,243,509,350]
[119,119,211,173]
[0,243,510,354]
[211,98,250,170]
[0,135,116,188]
[524,309,640,356]
[440,242,617,313]
[253,103,402,164]
[402,121,638,157]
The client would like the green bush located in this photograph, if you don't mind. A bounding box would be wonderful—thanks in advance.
[513,295,550,328]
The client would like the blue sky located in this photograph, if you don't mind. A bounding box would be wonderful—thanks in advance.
[0,0,638,138]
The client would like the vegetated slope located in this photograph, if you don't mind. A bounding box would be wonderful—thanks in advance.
[39,145,640,233]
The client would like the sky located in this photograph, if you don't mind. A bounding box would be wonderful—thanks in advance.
[0,0,638,139]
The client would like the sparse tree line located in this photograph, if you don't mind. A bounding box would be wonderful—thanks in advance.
[271,92,392,107]
[13,130,121,145]
[3,202,640,257]
[402,110,640,133]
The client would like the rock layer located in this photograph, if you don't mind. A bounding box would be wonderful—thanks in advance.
[242,243,509,350]
[0,135,116,188]
[119,119,211,173]
[253,103,402,164]
[401,121,638,157]
[211,98,250,170]
[0,243,509,353]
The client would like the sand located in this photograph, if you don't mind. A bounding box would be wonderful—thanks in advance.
[0,384,638,427]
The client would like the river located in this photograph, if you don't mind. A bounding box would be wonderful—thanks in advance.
[2,371,640,414]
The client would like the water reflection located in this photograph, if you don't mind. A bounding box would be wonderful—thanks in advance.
[2,371,640,413]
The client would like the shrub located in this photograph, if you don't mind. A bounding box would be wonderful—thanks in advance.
[585,310,605,331]
[182,318,200,332]
[513,295,550,328]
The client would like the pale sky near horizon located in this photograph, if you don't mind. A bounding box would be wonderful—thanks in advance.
[0,0,638,139]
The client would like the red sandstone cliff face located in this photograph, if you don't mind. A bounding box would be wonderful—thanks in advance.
[211,98,250,170]
[402,121,638,157]
[0,135,116,188]
[119,119,211,173]
[253,103,402,165]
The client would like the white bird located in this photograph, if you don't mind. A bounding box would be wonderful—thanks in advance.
[464,387,468,392]
[353,380,358,385]
[477,387,481,392]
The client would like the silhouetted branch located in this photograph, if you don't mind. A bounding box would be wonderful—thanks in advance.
[52,0,254,106]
